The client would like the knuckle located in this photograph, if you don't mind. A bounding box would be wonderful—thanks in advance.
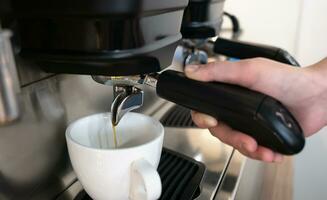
[202,62,218,80]
[251,57,270,65]
[238,59,262,88]
[249,153,261,161]
[239,149,252,158]
[209,129,227,143]
[220,136,234,147]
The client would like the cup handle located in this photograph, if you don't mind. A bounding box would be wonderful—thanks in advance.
[130,159,162,200]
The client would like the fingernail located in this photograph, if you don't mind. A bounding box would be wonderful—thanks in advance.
[201,114,218,127]
[185,65,200,73]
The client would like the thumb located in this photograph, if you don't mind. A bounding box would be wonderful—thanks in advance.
[185,58,296,100]
[185,60,258,86]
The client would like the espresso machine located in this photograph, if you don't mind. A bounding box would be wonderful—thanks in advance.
[0,0,304,199]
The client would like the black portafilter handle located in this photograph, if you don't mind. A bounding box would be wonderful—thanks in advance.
[156,70,305,155]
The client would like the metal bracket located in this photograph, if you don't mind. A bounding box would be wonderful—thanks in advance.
[111,85,144,126]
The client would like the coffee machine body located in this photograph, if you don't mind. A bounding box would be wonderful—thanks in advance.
[181,0,226,39]
[0,1,190,199]
[0,0,305,199]
[3,0,188,76]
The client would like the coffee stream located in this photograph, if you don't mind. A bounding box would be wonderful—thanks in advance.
[112,122,118,148]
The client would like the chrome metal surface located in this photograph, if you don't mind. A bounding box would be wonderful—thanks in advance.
[0,57,245,200]
[185,50,208,65]
[234,159,267,200]
[172,45,187,69]
[0,77,67,199]
[92,73,159,89]
[214,150,245,200]
[172,40,210,69]
[0,74,108,199]
[111,85,144,125]
[143,74,158,88]
[0,30,20,125]
[15,57,54,87]
[163,128,233,200]
[91,75,144,86]
[56,181,83,200]
[183,39,208,49]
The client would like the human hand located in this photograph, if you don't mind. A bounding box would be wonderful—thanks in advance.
[185,58,327,162]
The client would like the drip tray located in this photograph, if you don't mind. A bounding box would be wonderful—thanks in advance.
[74,148,205,200]
[160,105,197,128]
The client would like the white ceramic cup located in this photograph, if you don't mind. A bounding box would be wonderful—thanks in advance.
[65,112,164,200]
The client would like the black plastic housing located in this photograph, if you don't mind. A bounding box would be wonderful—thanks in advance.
[2,0,188,76]
[0,0,11,15]
[157,70,305,155]
[181,0,226,39]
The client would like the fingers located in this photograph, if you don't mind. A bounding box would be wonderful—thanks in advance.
[210,124,284,162]
[209,123,257,153]
[191,111,217,128]
[186,59,292,162]
[212,125,285,162]
[191,111,284,162]
[185,59,262,88]
[250,146,284,163]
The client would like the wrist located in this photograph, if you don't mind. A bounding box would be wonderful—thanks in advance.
[303,62,327,126]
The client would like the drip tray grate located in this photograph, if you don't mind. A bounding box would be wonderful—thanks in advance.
[74,148,205,200]
[160,105,197,128]
[158,148,205,200]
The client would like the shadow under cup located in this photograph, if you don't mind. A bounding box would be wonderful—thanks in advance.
[65,112,164,200]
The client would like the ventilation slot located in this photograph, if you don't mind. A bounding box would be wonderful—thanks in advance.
[160,105,197,128]
[158,148,205,200]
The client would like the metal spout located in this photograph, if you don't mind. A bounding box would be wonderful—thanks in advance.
[0,30,20,126]
[111,85,144,126]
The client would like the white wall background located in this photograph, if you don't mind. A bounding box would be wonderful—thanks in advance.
[292,1,327,199]
[296,0,327,65]
[223,0,327,199]
[224,0,302,54]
